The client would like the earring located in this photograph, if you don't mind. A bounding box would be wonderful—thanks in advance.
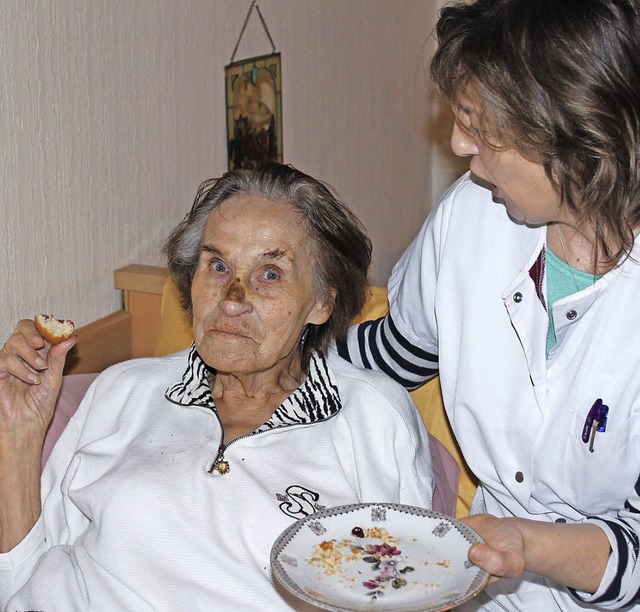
[299,325,310,348]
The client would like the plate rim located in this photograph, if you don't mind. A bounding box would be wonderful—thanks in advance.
[270,502,490,612]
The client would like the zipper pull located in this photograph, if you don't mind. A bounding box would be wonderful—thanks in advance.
[208,443,230,474]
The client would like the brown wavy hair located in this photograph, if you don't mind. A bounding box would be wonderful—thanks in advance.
[163,163,372,366]
[431,0,640,264]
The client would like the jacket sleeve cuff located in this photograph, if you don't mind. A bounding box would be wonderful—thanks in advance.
[568,518,626,608]
[0,516,47,605]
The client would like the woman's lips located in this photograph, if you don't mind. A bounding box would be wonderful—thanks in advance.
[209,327,253,341]
[469,170,496,193]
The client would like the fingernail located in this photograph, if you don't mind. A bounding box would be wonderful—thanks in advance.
[34,357,48,369]
[28,375,40,384]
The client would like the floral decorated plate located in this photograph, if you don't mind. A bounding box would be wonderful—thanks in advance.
[270,502,489,612]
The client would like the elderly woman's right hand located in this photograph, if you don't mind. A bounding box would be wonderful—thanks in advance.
[0,320,76,552]
[0,319,76,437]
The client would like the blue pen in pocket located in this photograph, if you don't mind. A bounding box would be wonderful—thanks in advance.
[581,398,609,453]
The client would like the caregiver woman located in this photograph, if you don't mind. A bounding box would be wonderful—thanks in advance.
[339,0,640,609]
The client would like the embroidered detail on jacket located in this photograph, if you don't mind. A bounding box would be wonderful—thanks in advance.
[277,485,323,519]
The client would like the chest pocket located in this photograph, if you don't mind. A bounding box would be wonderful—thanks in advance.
[563,409,640,514]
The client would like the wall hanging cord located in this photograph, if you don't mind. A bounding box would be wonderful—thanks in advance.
[230,0,277,63]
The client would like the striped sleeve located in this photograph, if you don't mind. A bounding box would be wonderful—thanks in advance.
[569,474,640,608]
[336,310,438,390]
[335,177,459,389]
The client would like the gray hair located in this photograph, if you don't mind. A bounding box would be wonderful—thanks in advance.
[163,162,372,365]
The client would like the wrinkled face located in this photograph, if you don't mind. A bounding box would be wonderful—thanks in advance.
[450,105,565,227]
[191,194,332,375]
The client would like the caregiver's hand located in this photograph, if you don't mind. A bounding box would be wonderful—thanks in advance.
[462,513,610,594]
[0,319,76,435]
[461,514,525,584]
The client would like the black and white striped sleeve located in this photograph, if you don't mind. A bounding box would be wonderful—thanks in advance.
[337,310,438,390]
[570,474,640,608]
[336,188,446,390]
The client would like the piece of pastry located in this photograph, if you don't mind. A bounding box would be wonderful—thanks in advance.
[34,314,76,344]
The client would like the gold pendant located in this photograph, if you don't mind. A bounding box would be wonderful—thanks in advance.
[215,460,230,475]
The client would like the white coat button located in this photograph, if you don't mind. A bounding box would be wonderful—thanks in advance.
[515,471,524,483]
[513,292,523,303]
[566,309,577,320]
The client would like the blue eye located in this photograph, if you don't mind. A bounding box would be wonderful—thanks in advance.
[264,268,280,281]
[212,261,228,273]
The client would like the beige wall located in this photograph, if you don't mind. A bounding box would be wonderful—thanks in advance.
[0,0,463,339]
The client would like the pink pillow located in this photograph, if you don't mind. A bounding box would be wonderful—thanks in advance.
[42,373,98,468]
[428,434,461,517]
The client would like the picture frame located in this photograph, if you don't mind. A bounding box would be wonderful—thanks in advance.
[225,52,283,171]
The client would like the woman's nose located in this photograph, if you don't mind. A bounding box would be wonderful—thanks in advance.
[219,278,252,316]
[450,121,479,157]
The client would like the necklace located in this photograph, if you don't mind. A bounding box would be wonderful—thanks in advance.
[555,225,581,292]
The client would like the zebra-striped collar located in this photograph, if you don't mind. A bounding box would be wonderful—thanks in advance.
[165,345,342,432]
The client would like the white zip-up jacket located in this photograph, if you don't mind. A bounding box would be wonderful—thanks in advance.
[0,348,434,611]
[340,173,640,611]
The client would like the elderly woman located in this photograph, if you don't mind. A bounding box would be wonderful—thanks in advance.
[0,163,434,610]
[339,0,640,610]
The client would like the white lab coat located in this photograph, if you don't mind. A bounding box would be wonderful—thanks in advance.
[344,172,640,610]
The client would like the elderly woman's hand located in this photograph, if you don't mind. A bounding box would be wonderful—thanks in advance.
[0,319,76,552]
[0,319,76,436]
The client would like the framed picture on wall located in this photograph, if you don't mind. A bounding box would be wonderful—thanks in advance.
[225,52,283,171]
